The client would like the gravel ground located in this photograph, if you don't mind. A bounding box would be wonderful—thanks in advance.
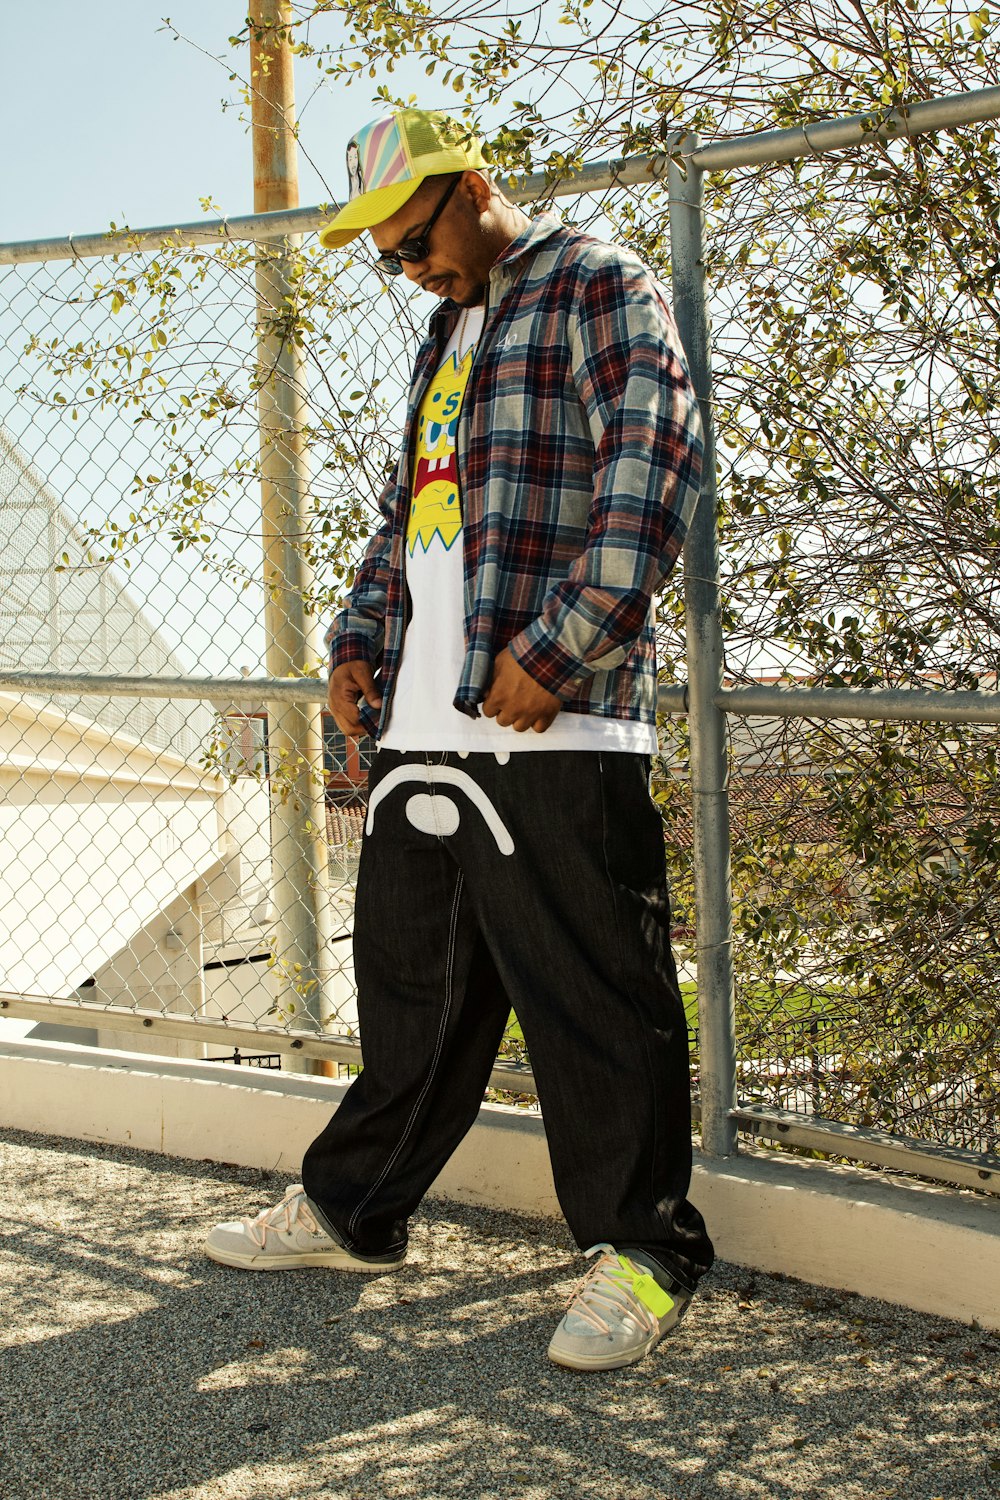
[0,1126,997,1500]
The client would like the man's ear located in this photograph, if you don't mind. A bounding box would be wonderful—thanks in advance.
[462,170,494,214]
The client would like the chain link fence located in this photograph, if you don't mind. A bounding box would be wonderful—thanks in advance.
[1,106,998,1172]
[656,711,1000,1157]
[0,236,383,1059]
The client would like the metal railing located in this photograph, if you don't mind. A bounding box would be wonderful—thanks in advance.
[2,85,1000,1193]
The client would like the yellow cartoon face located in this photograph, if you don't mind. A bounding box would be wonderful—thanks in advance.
[409,346,474,554]
[408,478,461,554]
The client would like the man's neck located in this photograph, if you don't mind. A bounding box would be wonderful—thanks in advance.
[451,208,533,308]
[471,205,528,273]
[491,205,532,260]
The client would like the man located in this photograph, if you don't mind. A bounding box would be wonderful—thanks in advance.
[207,108,714,1372]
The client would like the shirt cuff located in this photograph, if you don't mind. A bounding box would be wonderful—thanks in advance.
[328,631,378,674]
[506,622,593,698]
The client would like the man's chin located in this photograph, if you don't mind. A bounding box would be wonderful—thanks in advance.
[456,283,486,308]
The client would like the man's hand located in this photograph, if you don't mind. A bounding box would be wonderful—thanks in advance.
[328,660,382,738]
[482,648,562,733]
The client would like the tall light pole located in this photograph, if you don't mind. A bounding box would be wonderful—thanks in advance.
[249,0,335,1069]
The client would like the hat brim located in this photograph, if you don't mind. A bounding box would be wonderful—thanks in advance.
[318,177,426,249]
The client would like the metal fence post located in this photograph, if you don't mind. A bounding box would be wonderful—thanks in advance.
[668,133,739,1158]
[250,0,335,1061]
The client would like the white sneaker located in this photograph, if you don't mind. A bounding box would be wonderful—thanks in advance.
[204,1184,406,1273]
[548,1244,691,1371]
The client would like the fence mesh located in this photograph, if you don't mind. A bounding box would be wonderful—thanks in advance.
[0,238,394,1054]
[0,147,997,1158]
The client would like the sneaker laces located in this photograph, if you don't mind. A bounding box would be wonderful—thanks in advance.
[241,1184,322,1249]
[562,1244,674,1337]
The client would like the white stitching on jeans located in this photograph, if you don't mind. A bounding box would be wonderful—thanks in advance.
[347,870,465,1241]
[598,751,675,1253]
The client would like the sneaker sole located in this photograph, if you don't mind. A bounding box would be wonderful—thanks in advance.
[204,1243,405,1273]
[547,1325,666,1371]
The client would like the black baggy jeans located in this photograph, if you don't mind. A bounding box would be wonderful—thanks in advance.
[302,747,714,1291]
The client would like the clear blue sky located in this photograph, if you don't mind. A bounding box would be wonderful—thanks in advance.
[2,2,384,244]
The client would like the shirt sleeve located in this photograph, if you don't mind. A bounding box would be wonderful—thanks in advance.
[325,473,396,673]
[505,252,703,697]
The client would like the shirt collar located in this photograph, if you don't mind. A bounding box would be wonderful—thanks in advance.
[492,211,564,269]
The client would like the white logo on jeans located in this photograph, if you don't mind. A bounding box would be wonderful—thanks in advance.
[366,765,515,854]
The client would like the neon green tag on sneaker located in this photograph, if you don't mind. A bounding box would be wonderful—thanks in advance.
[619,1257,675,1319]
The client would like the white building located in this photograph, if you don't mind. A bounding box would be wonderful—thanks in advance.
[0,430,356,1059]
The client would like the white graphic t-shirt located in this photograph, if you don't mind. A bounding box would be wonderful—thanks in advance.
[379,305,656,755]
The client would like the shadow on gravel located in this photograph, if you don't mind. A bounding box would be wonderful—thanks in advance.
[0,1128,997,1500]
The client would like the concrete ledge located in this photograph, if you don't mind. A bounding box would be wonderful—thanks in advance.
[1,1037,997,1330]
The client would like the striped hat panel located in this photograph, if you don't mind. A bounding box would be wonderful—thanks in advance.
[353,117,410,197]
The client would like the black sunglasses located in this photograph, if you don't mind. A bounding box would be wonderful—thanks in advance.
[375,176,461,276]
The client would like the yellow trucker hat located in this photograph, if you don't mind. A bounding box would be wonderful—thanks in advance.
[318,109,487,249]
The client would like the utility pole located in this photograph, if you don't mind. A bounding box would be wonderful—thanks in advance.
[249,0,335,1071]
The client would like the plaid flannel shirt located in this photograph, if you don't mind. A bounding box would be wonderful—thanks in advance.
[326,213,704,738]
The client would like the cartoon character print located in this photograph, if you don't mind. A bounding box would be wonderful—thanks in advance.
[408,345,474,556]
[346,140,364,200]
